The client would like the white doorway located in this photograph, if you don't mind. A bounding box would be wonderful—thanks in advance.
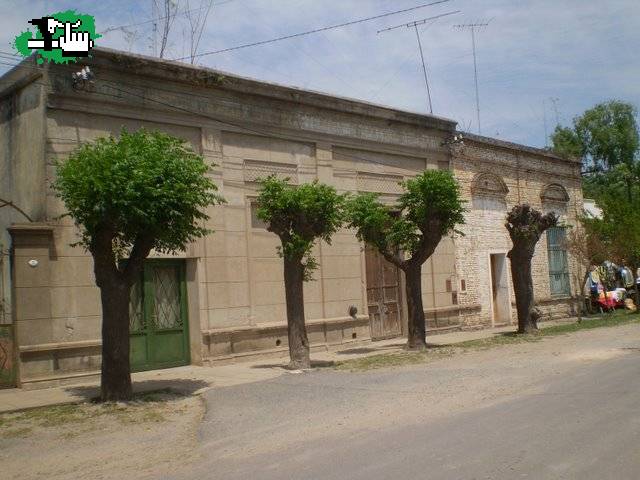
[490,253,511,326]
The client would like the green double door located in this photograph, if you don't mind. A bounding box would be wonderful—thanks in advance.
[129,260,190,372]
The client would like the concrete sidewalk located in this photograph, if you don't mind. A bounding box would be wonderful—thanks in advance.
[0,323,534,414]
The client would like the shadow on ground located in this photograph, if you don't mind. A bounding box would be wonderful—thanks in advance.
[251,360,336,370]
[63,378,210,401]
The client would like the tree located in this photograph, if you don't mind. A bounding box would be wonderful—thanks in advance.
[551,100,639,201]
[563,218,610,321]
[347,170,466,350]
[256,177,345,369]
[588,191,640,308]
[54,129,222,401]
[505,205,558,334]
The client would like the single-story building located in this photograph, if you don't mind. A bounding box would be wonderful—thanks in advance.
[0,48,583,388]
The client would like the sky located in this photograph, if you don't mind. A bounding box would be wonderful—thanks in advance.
[0,0,638,148]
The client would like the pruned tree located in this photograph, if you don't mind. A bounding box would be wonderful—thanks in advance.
[256,177,346,369]
[506,205,558,333]
[348,170,466,350]
[54,129,223,401]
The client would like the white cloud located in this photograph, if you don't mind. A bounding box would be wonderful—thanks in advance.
[1,0,638,147]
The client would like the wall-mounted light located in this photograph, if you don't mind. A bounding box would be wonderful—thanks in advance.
[27,259,39,268]
[72,66,95,91]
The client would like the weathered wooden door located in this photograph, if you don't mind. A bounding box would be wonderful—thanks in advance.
[490,253,511,325]
[129,260,190,372]
[365,245,403,339]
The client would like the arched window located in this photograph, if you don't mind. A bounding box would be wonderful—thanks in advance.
[471,172,509,198]
[540,183,569,204]
[471,173,508,212]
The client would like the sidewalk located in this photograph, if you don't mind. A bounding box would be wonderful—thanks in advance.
[0,323,536,414]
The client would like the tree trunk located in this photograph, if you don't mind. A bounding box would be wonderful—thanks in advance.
[404,264,427,350]
[99,279,133,401]
[509,253,538,334]
[283,256,310,369]
[576,269,590,323]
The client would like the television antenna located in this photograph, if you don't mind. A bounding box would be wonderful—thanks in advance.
[378,10,461,114]
[454,20,491,134]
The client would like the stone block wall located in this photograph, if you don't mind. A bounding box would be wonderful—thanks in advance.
[452,136,583,329]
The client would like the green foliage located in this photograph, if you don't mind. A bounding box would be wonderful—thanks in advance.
[347,170,466,265]
[552,100,639,172]
[550,125,582,159]
[54,129,223,256]
[587,192,640,268]
[256,176,346,280]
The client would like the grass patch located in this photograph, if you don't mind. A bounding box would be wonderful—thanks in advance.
[335,311,640,372]
[0,389,183,433]
[335,346,456,372]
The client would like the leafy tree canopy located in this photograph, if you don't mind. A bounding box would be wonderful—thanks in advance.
[256,176,346,279]
[587,190,640,268]
[347,170,466,267]
[54,128,223,257]
[552,100,639,171]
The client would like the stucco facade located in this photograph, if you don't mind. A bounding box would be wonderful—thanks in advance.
[0,49,582,388]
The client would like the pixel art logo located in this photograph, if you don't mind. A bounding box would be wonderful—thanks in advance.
[13,10,100,64]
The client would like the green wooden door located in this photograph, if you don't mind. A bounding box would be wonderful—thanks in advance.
[129,260,190,372]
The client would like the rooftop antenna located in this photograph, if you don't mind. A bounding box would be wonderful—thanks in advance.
[378,10,461,115]
[454,20,490,135]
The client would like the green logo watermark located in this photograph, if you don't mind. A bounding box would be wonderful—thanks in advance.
[13,10,100,64]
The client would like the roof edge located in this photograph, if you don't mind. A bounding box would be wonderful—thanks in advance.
[80,47,457,132]
[462,132,582,164]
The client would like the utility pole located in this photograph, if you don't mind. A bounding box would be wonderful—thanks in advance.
[454,21,489,135]
[378,11,460,115]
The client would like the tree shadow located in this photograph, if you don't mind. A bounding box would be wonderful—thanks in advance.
[336,342,406,355]
[251,359,336,370]
[63,378,211,402]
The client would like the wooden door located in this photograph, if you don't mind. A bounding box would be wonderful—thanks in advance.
[365,245,403,339]
[129,260,190,372]
[490,253,511,325]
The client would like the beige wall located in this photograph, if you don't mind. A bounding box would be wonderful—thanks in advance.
[0,78,47,327]
[2,50,582,386]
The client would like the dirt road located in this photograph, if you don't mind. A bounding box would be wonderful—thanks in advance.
[2,323,639,479]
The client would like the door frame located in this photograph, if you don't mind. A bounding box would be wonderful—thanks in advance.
[487,251,512,327]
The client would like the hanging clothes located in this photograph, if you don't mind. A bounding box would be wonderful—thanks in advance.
[620,267,635,288]
[588,270,601,295]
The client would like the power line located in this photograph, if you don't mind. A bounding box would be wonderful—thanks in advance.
[454,20,490,135]
[377,11,461,114]
[101,0,236,34]
[172,0,452,61]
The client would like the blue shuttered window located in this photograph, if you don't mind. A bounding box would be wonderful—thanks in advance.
[547,227,571,296]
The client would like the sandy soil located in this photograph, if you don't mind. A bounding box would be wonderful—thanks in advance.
[0,392,204,480]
